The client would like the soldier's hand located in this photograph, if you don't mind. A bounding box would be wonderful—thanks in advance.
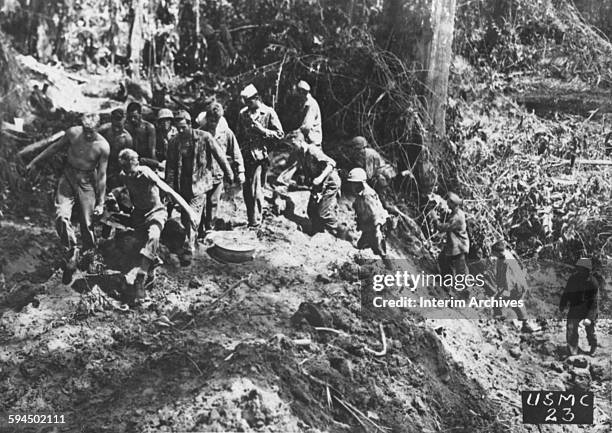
[583,319,592,327]
[312,175,323,187]
[93,204,104,218]
[237,173,245,184]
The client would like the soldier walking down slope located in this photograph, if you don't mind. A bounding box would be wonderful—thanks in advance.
[26,113,110,284]
[346,168,390,258]
[277,136,340,234]
[198,102,245,236]
[236,84,284,227]
[165,110,234,266]
[491,240,540,333]
[117,149,198,302]
[560,257,603,356]
[348,136,398,214]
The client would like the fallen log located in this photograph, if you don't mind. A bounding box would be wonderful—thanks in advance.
[17,131,65,158]
[575,159,612,166]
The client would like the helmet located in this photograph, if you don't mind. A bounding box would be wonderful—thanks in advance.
[447,192,463,206]
[175,110,191,122]
[350,136,368,150]
[157,108,174,120]
[491,240,506,253]
[575,258,592,270]
[296,80,311,92]
[347,168,367,183]
[240,84,258,99]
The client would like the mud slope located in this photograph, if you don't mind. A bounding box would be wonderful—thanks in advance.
[0,189,609,433]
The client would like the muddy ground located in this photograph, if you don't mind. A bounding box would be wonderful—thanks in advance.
[0,183,610,433]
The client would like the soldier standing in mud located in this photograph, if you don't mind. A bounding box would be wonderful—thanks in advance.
[99,108,133,190]
[560,258,602,356]
[236,84,284,227]
[117,149,198,300]
[26,113,110,284]
[165,110,234,266]
[198,102,245,236]
[276,135,341,234]
[125,102,160,169]
[432,192,470,279]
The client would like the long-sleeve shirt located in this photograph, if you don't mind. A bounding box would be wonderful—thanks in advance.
[297,94,322,146]
[165,129,232,197]
[353,184,388,232]
[560,271,601,320]
[236,103,284,163]
[207,118,244,183]
[439,208,470,256]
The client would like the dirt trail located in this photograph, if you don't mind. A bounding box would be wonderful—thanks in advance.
[0,186,610,432]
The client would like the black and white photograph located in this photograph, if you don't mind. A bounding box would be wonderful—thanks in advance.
[0,0,610,432]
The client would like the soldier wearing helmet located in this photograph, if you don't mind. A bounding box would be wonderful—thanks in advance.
[276,136,340,234]
[155,108,177,163]
[348,136,398,214]
[560,257,603,355]
[347,167,390,258]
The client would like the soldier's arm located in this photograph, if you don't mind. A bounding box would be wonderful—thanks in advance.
[96,139,110,205]
[311,148,335,186]
[263,110,284,140]
[152,173,198,227]
[299,102,317,133]
[227,130,245,175]
[276,151,299,186]
[209,135,234,181]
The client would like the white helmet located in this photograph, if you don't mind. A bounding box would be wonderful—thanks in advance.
[347,168,367,183]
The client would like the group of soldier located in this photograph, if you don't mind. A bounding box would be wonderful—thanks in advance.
[25,80,602,357]
[26,80,396,292]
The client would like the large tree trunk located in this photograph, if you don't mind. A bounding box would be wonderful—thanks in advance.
[129,0,144,76]
[417,0,457,198]
[424,0,457,141]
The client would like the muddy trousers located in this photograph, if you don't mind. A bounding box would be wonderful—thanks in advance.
[566,317,597,351]
[199,181,223,234]
[438,253,468,277]
[243,159,268,226]
[357,225,387,257]
[55,168,97,259]
[132,207,167,264]
[307,173,340,233]
[180,193,206,257]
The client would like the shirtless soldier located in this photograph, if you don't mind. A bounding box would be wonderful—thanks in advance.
[27,113,110,284]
